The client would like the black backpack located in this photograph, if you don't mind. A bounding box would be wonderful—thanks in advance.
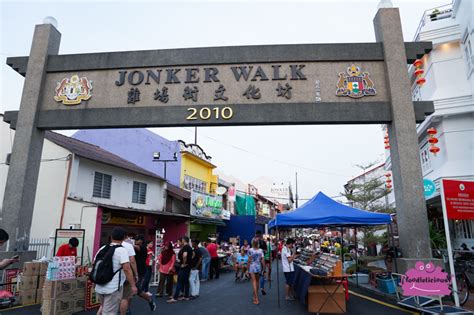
[89,244,123,287]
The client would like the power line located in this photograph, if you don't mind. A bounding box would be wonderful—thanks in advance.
[178,127,348,177]
[234,188,342,202]
[0,155,70,165]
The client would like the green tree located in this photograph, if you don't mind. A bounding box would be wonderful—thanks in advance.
[342,162,395,252]
[342,161,394,214]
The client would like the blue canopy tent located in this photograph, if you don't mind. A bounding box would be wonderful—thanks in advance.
[269,192,391,229]
[269,192,392,307]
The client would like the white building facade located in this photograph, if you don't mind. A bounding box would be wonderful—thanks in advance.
[1,119,167,262]
[384,0,474,250]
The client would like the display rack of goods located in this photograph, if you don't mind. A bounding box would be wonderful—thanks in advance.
[310,253,341,276]
[294,249,316,265]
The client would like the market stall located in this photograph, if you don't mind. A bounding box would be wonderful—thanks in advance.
[269,192,392,313]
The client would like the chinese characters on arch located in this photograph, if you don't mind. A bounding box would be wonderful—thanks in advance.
[52,63,378,107]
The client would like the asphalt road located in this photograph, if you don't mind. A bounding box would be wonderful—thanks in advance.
[2,263,414,315]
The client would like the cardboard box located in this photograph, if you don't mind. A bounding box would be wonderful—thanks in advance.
[71,298,85,313]
[36,289,43,304]
[38,276,46,289]
[73,287,85,299]
[39,262,48,276]
[76,276,87,290]
[42,279,76,299]
[19,289,37,305]
[23,262,41,276]
[42,298,73,315]
[19,275,38,291]
[308,284,346,314]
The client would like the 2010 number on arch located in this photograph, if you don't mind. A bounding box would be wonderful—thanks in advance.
[186,107,233,121]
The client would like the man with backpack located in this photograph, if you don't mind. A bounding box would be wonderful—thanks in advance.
[92,227,137,315]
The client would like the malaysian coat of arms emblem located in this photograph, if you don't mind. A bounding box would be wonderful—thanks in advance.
[54,74,93,105]
[336,64,376,98]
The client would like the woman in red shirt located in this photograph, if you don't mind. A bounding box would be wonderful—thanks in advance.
[156,242,176,297]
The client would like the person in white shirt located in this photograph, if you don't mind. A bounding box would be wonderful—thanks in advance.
[120,238,139,315]
[281,238,298,301]
[95,227,137,315]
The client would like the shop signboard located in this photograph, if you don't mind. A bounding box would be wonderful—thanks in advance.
[423,178,436,199]
[257,202,271,216]
[271,182,289,196]
[222,210,231,220]
[53,229,85,264]
[152,230,164,285]
[442,179,474,220]
[102,210,146,226]
[3,268,19,295]
[191,191,225,220]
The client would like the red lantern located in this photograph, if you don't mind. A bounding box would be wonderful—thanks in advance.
[413,59,423,68]
[416,77,426,86]
[385,173,391,178]
[386,179,392,183]
[414,69,424,76]
[427,127,437,135]
[386,184,392,189]
[428,137,439,144]
[429,146,440,154]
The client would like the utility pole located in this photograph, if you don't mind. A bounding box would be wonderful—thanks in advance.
[295,172,299,208]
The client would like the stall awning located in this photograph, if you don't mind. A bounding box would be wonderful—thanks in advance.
[89,201,190,219]
[191,217,226,226]
[269,192,391,229]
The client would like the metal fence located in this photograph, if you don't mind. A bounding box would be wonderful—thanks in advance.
[28,237,52,259]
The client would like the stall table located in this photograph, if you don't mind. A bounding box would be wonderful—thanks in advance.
[293,264,350,314]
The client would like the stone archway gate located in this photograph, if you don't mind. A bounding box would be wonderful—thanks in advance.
[3,8,434,265]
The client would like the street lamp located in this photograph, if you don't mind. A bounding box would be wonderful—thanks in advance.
[152,152,178,180]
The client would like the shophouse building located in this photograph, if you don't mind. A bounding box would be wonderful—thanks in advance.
[73,129,226,241]
[0,119,186,262]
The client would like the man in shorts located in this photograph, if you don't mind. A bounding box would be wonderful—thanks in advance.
[95,227,137,315]
[120,236,139,315]
[282,238,298,301]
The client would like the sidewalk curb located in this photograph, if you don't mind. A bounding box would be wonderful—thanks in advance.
[348,282,399,304]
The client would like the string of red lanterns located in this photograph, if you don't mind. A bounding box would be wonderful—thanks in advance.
[413,59,426,86]
[427,127,440,155]
[384,133,390,150]
[385,172,392,190]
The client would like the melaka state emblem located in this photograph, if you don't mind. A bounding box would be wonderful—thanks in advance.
[336,64,376,98]
[54,74,92,105]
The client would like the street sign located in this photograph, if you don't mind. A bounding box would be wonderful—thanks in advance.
[442,179,474,220]
[423,178,436,198]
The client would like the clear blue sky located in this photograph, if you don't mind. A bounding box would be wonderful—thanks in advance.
[0,0,443,201]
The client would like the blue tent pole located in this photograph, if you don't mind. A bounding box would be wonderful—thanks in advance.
[355,227,358,288]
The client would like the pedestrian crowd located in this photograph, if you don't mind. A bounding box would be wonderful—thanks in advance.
[90,227,301,314]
